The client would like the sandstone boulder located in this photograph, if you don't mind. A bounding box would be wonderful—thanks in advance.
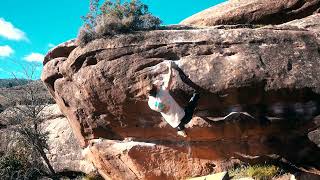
[43,39,77,65]
[279,13,320,39]
[42,14,320,179]
[180,0,320,27]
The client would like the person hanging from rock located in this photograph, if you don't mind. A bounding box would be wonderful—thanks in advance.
[145,61,200,137]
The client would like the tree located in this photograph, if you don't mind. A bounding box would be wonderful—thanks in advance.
[0,64,55,177]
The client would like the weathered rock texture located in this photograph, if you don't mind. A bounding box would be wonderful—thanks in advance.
[42,13,320,180]
[43,39,77,65]
[180,0,320,26]
[41,104,96,174]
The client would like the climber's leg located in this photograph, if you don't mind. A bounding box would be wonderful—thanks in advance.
[176,93,200,131]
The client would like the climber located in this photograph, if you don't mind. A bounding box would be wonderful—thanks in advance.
[146,61,200,137]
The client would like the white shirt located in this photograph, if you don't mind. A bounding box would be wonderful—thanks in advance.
[148,87,185,128]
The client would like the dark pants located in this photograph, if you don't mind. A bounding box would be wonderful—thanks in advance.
[176,93,200,131]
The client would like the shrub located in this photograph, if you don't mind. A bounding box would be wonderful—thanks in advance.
[0,151,43,180]
[77,26,96,47]
[229,164,281,180]
[94,14,124,37]
[0,153,26,178]
[1,69,56,176]
[77,0,162,46]
[83,171,104,180]
[246,165,279,179]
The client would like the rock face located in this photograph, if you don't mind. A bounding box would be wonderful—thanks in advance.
[43,39,77,65]
[42,13,320,180]
[41,104,96,174]
[180,0,320,26]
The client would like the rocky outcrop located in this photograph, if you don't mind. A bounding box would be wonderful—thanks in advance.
[180,0,320,26]
[279,13,320,37]
[41,104,96,174]
[43,39,77,65]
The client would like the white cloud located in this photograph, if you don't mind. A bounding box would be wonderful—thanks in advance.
[0,45,14,57]
[23,53,44,63]
[0,18,27,41]
[48,43,55,48]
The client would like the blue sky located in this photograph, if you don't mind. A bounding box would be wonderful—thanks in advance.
[0,0,225,79]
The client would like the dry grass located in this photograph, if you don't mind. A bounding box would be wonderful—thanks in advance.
[82,172,104,180]
[229,164,281,180]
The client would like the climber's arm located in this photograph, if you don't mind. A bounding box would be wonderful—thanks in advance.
[163,61,173,90]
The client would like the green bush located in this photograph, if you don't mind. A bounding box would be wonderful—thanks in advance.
[77,0,162,46]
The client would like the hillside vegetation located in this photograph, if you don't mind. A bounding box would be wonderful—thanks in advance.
[0,79,31,88]
[0,80,53,112]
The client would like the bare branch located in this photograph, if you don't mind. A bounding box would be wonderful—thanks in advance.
[1,63,55,175]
